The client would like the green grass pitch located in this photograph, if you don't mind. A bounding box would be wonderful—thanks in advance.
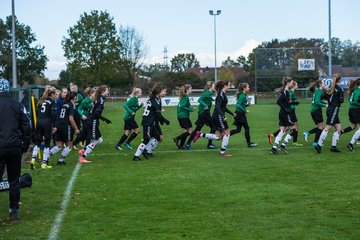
[1,100,360,239]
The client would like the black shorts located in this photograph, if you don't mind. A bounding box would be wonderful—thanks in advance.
[311,109,323,125]
[289,110,298,123]
[278,109,295,127]
[124,118,139,130]
[90,119,102,140]
[348,108,360,124]
[34,118,52,143]
[195,110,215,130]
[212,114,229,131]
[178,118,192,129]
[326,107,340,125]
[233,111,248,126]
[54,125,74,142]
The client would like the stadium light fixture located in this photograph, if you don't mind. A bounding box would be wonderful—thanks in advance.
[328,0,332,78]
[209,10,221,82]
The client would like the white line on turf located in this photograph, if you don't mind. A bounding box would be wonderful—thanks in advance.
[48,162,81,240]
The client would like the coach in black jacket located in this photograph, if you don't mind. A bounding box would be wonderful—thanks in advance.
[0,79,31,221]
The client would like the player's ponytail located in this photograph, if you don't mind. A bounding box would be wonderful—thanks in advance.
[204,81,214,91]
[179,84,191,98]
[236,83,248,98]
[150,85,165,98]
[348,78,360,95]
[37,89,56,107]
[278,77,293,93]
[215,80,229,92]
[309,80,322,93]
[327,73,341,94]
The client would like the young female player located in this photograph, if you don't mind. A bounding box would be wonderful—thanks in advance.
[230,82,257,147]
[47,91,80,166]
[79,85,112,163]
[30,88,57,169]
[184,81,217,150]
[133,85,169,161]
[115,88,143,150]
[173,84,194,149]
[73,87,96,147]
[344,78,360,151]
[270,77,296,155]
[303,80,327,146]
[193,80,234,157]
[314,73,344,153]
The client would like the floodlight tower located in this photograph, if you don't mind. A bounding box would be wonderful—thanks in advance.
[11,0,17,88]
[209,10,221,82]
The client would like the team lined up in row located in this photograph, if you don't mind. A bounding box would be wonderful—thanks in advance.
[269,74,360,155]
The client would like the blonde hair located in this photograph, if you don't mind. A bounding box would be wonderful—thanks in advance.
[179,84,192,98]
[130,87,142,97]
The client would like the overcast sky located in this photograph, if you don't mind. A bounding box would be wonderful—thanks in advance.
[1,0,359,79]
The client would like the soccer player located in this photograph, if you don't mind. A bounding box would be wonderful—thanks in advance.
[193,80,234,157]
[314,73,344,153]
[173,84,195,149]
[115,88,144,150]
[184,81,218,150]
[47,91,80,166]
[30,88,57,169]
[133,85,169,161]
[230,82,257,148]
[79,86,112,163]
[345,78,360,151]
[303,80,327,146]
[270,77,296,155]
[73,87,96,147]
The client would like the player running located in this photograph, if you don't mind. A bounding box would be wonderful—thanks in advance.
[115,88,143,151]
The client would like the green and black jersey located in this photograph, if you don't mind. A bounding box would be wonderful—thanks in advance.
[177,94,194,119]
[123,96,142,120]
[235,92,248,113]
[290,89,299,110]
[311,88,327,113]
[77,97,93,118]
[349,88,360,109]
[198,89,213,115]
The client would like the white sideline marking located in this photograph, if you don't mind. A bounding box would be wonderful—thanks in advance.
[48,162,81,240]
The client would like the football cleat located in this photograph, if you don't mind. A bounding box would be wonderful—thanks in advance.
[41,164,52,169]
[124,142,133,150]
[270,147,278,155]
[193,131,201,143]
[142,151,151,159]
[292,142,303,146]
[78,149,85,156]
[133,156,142,161]
[247,142,258,148]
[330,146,341,153]
[183,145,192,150]
[347,143,354,152]
[115,145,123,151]
[314,144,322,154]
[30,159,36,170]
[57,161,66,166]
[79,157,91,163]
[207,144,219,149]
[280,145,288,154]
[268,134,274,145]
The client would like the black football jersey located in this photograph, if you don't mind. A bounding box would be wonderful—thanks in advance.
[141,97,162,126]
[56,102,75,126]
[37,98,56,124]
[90,95,105,120]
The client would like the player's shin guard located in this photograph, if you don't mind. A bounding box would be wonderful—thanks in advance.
[31,145,39,160]
[318,129,328,146]
[202,133,219,140]
[282,133,293,145]
[49,145,61,156]
[135,143,146,157]
[84,143,95,157]
[220,134,230,154]
[59,146,72,162]
[273,130,285,147]
[332,131,340,146]
[43,148,50,162]
[146,139,158,153]
[350,128,360,144]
